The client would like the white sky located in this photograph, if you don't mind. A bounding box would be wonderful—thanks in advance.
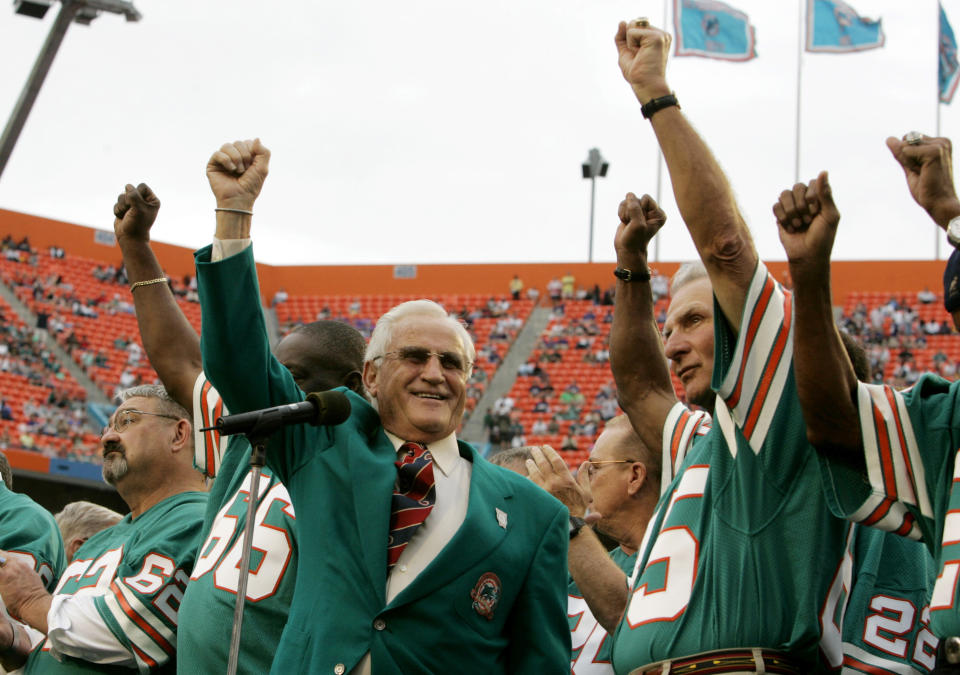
[0,0,957,265]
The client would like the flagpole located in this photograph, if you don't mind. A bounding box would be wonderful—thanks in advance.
[795,0,805,185]
[936,1,942,260]
[654,0,670,263]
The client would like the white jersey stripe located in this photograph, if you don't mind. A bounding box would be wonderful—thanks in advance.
[841,641,924,674]
[102,592,169,672]
[105,579,177,660]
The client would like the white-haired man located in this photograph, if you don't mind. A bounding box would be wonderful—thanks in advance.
[0,385,206,673]
[193,138,569,674]
[54,502,123,563]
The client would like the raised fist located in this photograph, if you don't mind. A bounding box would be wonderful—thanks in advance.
[113,183,160,244]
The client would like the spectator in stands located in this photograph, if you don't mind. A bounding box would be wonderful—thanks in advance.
[54,501,123,563]
[526,416,661,664]
[532,418,548,435]
[509,274,523,300]
[561,271,576,299]
[0,385,205,672]
[918,286,937,304]
[273,287,289,305]
[0,400,12,421]
[547,277,562,304]
[112,179,369,674]
[561,433,578,451]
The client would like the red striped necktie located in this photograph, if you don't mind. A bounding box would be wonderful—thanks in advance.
[387,442,436,571]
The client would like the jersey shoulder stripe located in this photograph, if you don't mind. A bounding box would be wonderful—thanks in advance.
[193,373,226,478]
[662,403,712,488]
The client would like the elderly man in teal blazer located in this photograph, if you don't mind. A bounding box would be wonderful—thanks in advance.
[194,138,570,674]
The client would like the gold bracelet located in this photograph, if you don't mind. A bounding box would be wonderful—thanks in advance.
[130,277,168,293]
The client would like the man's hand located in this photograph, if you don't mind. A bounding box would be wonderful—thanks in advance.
[526,446,595,520]
[773,171,839,285]
[113,183,160,245]
[615,192,667,264]
[886,134,960,229]
[206,138,271,210]
[615,20,672,104]
[0,553,49,628]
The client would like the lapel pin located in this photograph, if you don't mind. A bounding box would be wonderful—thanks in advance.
[495,507,507,529]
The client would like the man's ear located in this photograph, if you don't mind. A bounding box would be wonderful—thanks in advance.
[171,419,192,453]
[626,461,648,497]
[362,361,379,399]
[342,370,364,396]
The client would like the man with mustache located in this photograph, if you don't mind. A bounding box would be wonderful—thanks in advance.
[0,386,206,673]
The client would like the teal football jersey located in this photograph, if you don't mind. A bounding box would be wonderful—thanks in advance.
[177,374,297,675]
[0,482,65,591]
[23,491,206,674]
[611,263,852,673]
[568,547,637,674]
[841,525,937,673]
[818,372,960,639]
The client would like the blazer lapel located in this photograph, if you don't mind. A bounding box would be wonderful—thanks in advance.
[346,396,395,604]
[386,443,513,609]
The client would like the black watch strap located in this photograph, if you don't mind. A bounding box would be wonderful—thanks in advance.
[614,266,651,282]
[569,515,587,540]
[641,93,680,120]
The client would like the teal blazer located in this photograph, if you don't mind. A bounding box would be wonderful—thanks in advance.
[196,245,570,674]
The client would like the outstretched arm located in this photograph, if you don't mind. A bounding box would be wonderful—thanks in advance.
[773,172,861,464]
[114,184,200,410]
[609,193,677,453]
[615,20,756,329]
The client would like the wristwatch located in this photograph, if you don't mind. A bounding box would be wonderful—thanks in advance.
[569,515,587,540]
[947,215,960,248]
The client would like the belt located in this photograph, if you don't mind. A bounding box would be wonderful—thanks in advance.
[630,648,803,675]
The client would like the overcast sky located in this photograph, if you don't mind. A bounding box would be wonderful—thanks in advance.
[0,0,957,265]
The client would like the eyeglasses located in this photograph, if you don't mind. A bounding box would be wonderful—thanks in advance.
[106,409,182,434]
[584,458,637,477]
[376,347,472,375]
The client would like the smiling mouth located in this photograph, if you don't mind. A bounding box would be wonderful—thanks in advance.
[414,393,445,401]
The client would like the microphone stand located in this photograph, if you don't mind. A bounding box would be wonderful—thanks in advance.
[226,408,284,675]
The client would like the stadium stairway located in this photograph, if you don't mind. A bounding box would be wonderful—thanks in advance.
[460,304,554,448]
[0,278,109,407]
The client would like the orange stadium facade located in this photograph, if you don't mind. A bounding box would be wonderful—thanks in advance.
[0,207,946,303]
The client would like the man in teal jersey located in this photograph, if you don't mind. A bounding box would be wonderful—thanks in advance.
[195,138,569,673]
[110,181,367,675]
[0,385,206,673]
[769,137,960,666]
[607,19,936,673]
[526,414,658,675]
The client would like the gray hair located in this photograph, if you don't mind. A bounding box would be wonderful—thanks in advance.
[365,300,476,378]
[116,384,191,422]
[488,446,536,471]
[670,261,709,296]
[55,501,123,547]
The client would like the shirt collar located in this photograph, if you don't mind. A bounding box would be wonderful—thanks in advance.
[384,430,458,477]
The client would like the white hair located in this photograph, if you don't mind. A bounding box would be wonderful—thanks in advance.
[55,501,123,547]
[116,384,190,422]
[365,300,475,378]
[670,261,709,296]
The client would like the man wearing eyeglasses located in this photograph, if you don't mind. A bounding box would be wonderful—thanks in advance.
[0,385,206,673]
[193,139,569,674]
[526,415,660,674]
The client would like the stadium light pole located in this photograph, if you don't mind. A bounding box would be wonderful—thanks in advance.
[581,147,608,263]
[0,0,141,182]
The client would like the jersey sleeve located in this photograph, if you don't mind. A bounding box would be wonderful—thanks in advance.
[818,374,960,545]
[660,403,712,490]
[90,507,204,672]
[192,372,227,478]
[0,489,66,592]
[712,261,794,454]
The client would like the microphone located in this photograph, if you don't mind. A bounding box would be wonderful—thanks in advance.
[201,390,351,437]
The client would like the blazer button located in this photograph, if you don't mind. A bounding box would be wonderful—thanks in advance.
[334,664,345,674]
[373,618,386,631]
